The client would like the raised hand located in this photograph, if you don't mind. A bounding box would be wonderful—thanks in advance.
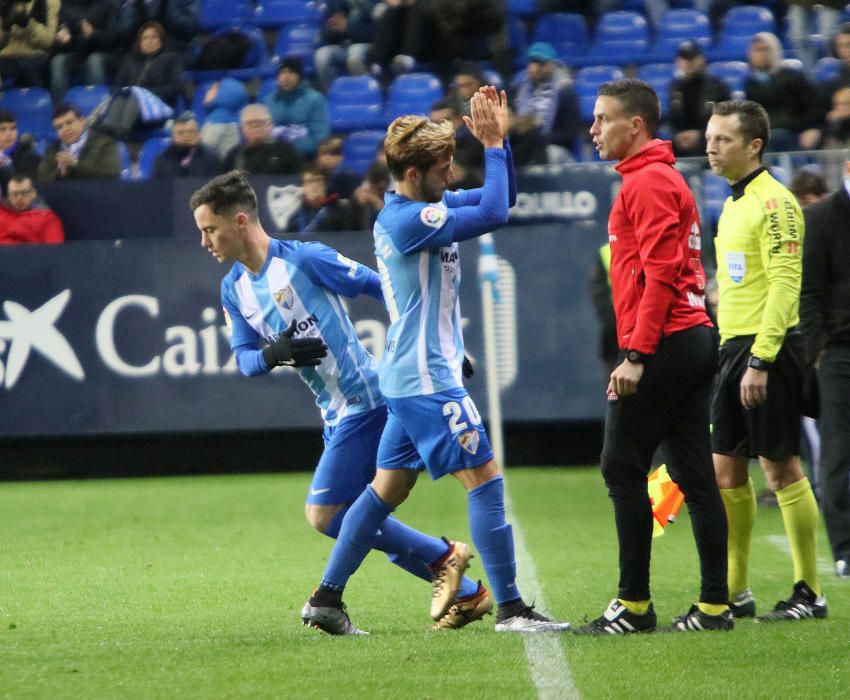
[462,89,503,149]
[479,85,509,141]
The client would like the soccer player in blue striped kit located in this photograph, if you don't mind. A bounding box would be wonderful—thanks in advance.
[300,87,572,634]
[190,171,484,633]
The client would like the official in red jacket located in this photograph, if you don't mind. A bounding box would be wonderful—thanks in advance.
[574,79,730,636]
[0,176,64,245]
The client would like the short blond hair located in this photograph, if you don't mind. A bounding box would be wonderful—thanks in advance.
[384,116,455,180]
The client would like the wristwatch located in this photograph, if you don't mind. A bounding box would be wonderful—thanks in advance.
[626,349,647,364]
[747,355,772,371]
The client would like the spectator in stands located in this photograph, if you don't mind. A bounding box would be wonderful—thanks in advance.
[116,0,198,56]
[507,105,548,166]
[316,135,360,198]
[429,98,483,187]
[314,0,377,92]
[198,77,249,161]
[288,165,345,233]
[787,1,843,71]
[512,42,580,162]
[224,103,301,175]
[0,109,40,193]
[152,112,220,178]
[37,102,121,181]
[0,174,63,244]
[49,1,119,102]
[450,62,484,117]
[789,166,829,206]
[369,0,506,82]
[263,56,329,160]
[817,85,850,149]
[307,159,391,233]
[113,21,185,108]
[744,32,821,152]
[0,0,59,87]
[669,41,731,158]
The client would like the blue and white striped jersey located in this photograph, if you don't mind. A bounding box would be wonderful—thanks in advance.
[221,238,384,426]
[374,147,514,398]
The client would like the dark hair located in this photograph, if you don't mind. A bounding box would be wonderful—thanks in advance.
[430,98,460,116]
[136,20,166,53]
[174,111,197,125]
[301,164,325,179]
[0,109,16,125]
[189,170,258,219]
[9,174,32,186]
[453,61,484,83]
[366,160,390,187]
[711,100,770,159]
[597,79,660,134]
[52,102,81,120]
[789,167,828,200]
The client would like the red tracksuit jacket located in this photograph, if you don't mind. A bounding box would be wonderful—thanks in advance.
[609,139,711,354]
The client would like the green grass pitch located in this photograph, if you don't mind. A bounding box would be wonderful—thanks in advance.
[2,467,847,699]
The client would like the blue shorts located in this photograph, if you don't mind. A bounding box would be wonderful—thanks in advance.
[306,405,387,506]
[377,387,494,480]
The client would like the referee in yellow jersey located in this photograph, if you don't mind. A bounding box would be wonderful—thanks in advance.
[706,100,826,623]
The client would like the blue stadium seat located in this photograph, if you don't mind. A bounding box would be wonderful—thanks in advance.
[200,0,252,30]
[582,11,650,67]
[701,170,731,227]
[384,72,444,121]
[649,9,712,61]
[0,87,53,140]
[137,136,171,180]
[63,84,110,117]
[507,0,536,18]
[574,65,624,122]
[272,22,321,76]
[190,80,217,122]
[508,15,529,69]
[637,63,674,116]
[254,0,322,28]
[814,56,841,83]
[257,77,278,101]
[327,76,384,132]
[707,4,776,62]
[706,61,749,98]
[531,13,589,66]
[342,130,385,174]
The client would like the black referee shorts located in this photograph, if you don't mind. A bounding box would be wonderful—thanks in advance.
[710,331,804,460]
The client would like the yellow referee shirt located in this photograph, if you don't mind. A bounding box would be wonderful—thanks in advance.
[714,169,804,362]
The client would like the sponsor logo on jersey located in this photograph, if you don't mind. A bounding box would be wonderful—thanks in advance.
[420,206,447,228]
[765,198,778,210]
[457,429,480,455]
[274,286,295,310]
[726,251,745,284]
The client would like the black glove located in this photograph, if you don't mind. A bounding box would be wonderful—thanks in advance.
[262,320,327,369]
[462,354,474,379]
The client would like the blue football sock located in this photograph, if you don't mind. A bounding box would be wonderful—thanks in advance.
[468,476,520,605]
[323,507,478,597]
[320,485,393,591]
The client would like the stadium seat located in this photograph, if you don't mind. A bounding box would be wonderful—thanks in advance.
[63,84,110,117]
[637,63,674,116]
[272,22,321,76]
[531,13,589,66]
[574,65,624,122]
[706,61,749,98]
[256,77,278,101]
[384,72,444,121]
[200,0,252,30]
[507,0,536,18]
[117,141,133,181]
[136,136,171,180]
[327,76,384,132]
[0,87,53,140]
[707,4,776,62]
[582,11,650,67]
[649,9,712,61]
[342,130,385,174]
[190,80,216,122]
[701,170,731,227]
[507,15,529,69]
[814,56,841,83]
[253,0,322,28]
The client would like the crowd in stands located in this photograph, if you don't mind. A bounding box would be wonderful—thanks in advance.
[4,1,850,245]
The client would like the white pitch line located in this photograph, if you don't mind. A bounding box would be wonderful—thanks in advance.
[766,535,834,576]
[504,489,579,700]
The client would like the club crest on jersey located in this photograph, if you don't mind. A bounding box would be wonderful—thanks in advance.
[420,206,446,229]
[457,429,480,455]
[274,286,295,310]
[726,251,745,284]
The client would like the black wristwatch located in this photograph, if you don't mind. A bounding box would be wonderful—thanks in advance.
[747,355,772,371]
[626,349,648,364]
